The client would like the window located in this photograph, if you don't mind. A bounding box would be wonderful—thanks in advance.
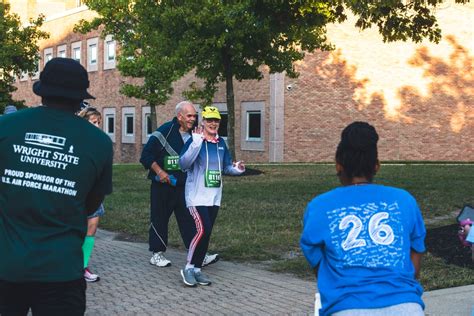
[87,38,98,72]
[103,108,116,142]
[44,47,53,65]
[247,111,262,140]
[125,115,134,135]
[71,41,81,62]
[241,101,265,151]
[107,115,115,133]
[142,106,152,144]
[104,35,116,70]
[90,44,97,64]
[107,41,115,61]
[218,112,228,137]
[122,107,135,143]
[146,115,153,135]
[57,44,67,58]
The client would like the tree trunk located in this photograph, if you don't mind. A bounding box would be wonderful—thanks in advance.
[223,50,236,160]
[150,102,158,131]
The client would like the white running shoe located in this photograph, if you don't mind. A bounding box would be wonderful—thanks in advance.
[150,252,171,267]
[84,267,100,282]
[202,253,219,267]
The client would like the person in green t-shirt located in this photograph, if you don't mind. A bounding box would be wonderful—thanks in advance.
[0,58,113,316]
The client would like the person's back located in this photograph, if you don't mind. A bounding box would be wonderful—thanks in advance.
[300,121,426,316]
[0,106,112,282]
[303,184,425,315]
[0,57,113,316]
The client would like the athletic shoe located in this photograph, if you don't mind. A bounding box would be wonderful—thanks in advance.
[150,252,171,267]
[194,271,212,286]
[202,253,219,267]
[180,268,197,287]
[84,267,100,282]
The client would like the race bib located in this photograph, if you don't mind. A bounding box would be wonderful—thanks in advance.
[164,155,180,170]
[205,170,221,187]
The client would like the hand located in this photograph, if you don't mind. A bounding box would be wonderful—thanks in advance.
[155,170,170,184]
[233,160,245,171]
[193,125,204,135]
[192,126,204,143]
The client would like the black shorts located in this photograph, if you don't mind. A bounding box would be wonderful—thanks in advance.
[0,278,86,316]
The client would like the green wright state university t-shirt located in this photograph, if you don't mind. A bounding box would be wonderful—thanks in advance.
[0,106,113,282]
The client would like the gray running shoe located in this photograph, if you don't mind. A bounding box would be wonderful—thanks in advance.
[194,271,212,286]
[180,268,197,287]
[202,253,219,267]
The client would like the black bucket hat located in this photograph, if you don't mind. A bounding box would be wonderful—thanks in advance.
[33,57,95,100]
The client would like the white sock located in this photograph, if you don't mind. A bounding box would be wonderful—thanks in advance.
[194,267,201,273]
[185,263,194,270]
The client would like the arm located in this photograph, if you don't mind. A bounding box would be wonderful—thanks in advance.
[408,194,426,279]
[139,131,164,170]
[150,161,170,183]
[300,203,324,272]
[179,129,203,170]
[222,141,245,175]
[85,191,105,216]
[87,138,113,215]
[410,250,423,279]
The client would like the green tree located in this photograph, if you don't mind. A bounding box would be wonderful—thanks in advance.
[77,0,468,158]
[0,3,48,113]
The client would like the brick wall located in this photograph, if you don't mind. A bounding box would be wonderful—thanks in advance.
[281,3,473,162]
[11,2,473,163]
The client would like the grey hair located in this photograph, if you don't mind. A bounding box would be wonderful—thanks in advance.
[175,100,194,116]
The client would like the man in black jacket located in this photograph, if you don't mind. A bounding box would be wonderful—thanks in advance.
[140,101,218,267]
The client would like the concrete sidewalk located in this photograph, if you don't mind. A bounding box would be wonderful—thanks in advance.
[86,229,473,315]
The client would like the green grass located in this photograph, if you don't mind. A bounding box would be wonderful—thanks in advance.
[102,163,474,291]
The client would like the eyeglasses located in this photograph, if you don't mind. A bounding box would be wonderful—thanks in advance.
[204,118,220,123]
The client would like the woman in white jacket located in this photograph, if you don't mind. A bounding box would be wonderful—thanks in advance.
[179,106,245,287]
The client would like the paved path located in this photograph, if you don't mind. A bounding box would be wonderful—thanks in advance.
[86,229,315,315]
[87,229,473,315]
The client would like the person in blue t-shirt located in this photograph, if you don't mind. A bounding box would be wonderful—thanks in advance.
[300,121,426,316]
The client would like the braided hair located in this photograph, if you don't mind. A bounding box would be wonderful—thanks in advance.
[335,121,379,182]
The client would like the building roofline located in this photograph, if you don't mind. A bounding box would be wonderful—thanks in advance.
[44,5,90,23]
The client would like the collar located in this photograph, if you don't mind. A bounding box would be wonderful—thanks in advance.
[205,135,219,143]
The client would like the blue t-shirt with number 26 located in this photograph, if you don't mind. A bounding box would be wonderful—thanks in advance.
[300,184,426,316]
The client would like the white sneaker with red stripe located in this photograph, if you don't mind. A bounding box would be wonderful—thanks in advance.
[84,267,100,282]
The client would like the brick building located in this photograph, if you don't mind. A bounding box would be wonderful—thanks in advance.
[10,1,474,163]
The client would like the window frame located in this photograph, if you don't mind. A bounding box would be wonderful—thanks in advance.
[103,107,116,142]
[121,107,136,144]
[142,106,152,144]
[87,37,99,72]
[57,44,67,58]
[241,101,265,151]
[44,47,53,66]
[71,41,82,63]
[246,110,262,141]
[104,35,116,70]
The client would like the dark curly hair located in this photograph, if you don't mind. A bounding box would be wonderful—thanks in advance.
[335,121,379,182]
